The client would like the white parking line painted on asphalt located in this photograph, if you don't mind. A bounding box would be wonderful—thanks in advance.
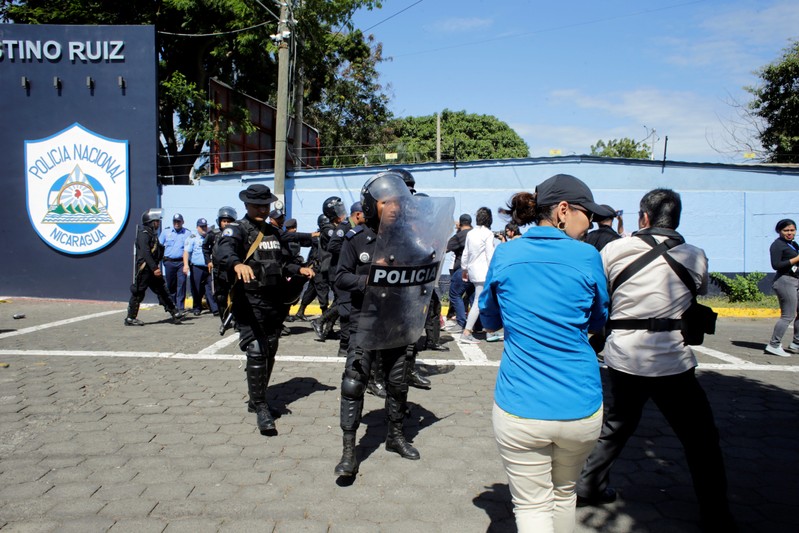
[1,349,796,371]
[457,341,488,362]
[0,310,126,340]
[693,346,752,365]
[198,334,239,355]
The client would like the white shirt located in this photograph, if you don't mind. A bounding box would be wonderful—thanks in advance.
[601,233,708,377]
[461,225,496,283]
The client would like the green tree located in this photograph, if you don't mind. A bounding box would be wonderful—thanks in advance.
[2,0,385,181]
[590,138,652,159]
[747,40,799,163]
[382,110,529,164]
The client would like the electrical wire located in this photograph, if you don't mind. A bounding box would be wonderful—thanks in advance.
[158,20,272,38]
[362,0,425,33]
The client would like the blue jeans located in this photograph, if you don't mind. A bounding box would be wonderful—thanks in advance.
[448,268,474,328]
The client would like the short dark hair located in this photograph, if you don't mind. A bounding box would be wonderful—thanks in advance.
[640,188,681,230]
[475,207,492,228]
[775,218,796,233]
[505,222,519,234]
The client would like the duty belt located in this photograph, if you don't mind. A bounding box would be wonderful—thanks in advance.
[164,257,183,262]
[606,318,683,332]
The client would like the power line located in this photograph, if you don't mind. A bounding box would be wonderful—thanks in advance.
[362,0,426,33]
[158,20,272,38]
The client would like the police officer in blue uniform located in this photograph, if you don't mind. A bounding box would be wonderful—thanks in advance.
[125,208,186,326]
[159,213,190,311]
[334,172,422,477]
[215,184,315,434]
[184,218,217,316]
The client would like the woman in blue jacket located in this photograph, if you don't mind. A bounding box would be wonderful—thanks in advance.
[480,174,614,533]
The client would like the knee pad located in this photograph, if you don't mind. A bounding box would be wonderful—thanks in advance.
[341,373,366,400]
[245,341,267,364]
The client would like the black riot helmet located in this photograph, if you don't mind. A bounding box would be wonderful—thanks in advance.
[317,214,330,228]
[216,206,237,224]
[394,168,416,194]
[141,208,163,227]
[360,171,412,222]
[322,196,347,221]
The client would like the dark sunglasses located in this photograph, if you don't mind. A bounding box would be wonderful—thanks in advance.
[570,204,593,223]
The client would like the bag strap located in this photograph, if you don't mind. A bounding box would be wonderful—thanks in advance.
[636,234,698,297]
[611,235,681,294]
[244,223,266,264]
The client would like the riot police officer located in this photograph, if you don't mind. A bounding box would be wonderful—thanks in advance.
[204,206,238,325]
[125,208,186,326]
[311,196,348,341]
[290,214,330,321]
[334,172,422,477]
[214,184,314,434]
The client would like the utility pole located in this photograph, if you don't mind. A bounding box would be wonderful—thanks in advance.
[293,0,304,171]
[273,2,290,203]
[436,112,441,162]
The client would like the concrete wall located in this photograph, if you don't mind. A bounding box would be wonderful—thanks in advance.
[164,157,799,275]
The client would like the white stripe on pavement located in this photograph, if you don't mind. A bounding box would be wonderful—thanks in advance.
[693,346,752,365]
[198,334,240,355]
[0,310,126,340]
[457,341,488,362]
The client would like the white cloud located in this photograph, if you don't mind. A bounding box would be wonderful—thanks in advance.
[661,0,799,77]
[514,87,756,162]
[428,17,493,33]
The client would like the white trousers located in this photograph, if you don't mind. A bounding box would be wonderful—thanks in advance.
[492,402,602,533]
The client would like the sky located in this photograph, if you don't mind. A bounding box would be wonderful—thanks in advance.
[348,0,799,163]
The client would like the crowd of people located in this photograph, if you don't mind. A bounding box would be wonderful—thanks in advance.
[119,168,799,532]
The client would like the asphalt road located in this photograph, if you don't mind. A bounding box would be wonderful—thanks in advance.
[0,298,796,532]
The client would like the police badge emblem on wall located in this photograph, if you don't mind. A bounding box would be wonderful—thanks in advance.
[25,123,129,255]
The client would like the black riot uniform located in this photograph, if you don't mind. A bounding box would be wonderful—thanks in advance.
[333,172,421,477]
[291,214,328,321]
[311,197,348,341]
[203,206,238,325]
[214,185,309,435]
[125,209,184,326]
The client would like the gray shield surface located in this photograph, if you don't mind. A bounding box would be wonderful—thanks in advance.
[356,195,455,350]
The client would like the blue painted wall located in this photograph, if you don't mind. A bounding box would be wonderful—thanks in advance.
[164,156,799,275]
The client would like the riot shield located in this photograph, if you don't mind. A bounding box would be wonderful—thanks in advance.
[356,195,455,350]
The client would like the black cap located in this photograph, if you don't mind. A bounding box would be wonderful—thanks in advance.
[196,218,208,227]
[350,201,363,214]
[269,208,285,220]
[285,218,297,229]
[459,213,472,226]
[594,204,617,222]
[535,174,615,218]
[173,213,184,222]
[239,184,278,205]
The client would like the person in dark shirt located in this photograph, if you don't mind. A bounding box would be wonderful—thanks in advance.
[125,208,185,326]
[446,214,474,331]
[584,205,624,252]
[765,218,799,357]
[215,184,314,435]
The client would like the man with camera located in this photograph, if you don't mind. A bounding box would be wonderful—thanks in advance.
[576,189,736,531]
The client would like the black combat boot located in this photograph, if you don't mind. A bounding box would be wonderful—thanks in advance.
[366,378,387,398]
[124,317,145,326]
[311,318,327,342]
[169,309,186,323]
[385,421,420,460]
[246,363,275,433]
[334,431,359,476]
[409,368,432,389]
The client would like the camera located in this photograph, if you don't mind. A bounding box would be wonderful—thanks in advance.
[616,210,623,216]
[494,231,505,240]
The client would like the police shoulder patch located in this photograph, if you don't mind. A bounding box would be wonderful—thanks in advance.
[345,225,364,240]
[222,227,234,237]
[359,252,371,263]
[336,229,345,237]
[327,229,334,236]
